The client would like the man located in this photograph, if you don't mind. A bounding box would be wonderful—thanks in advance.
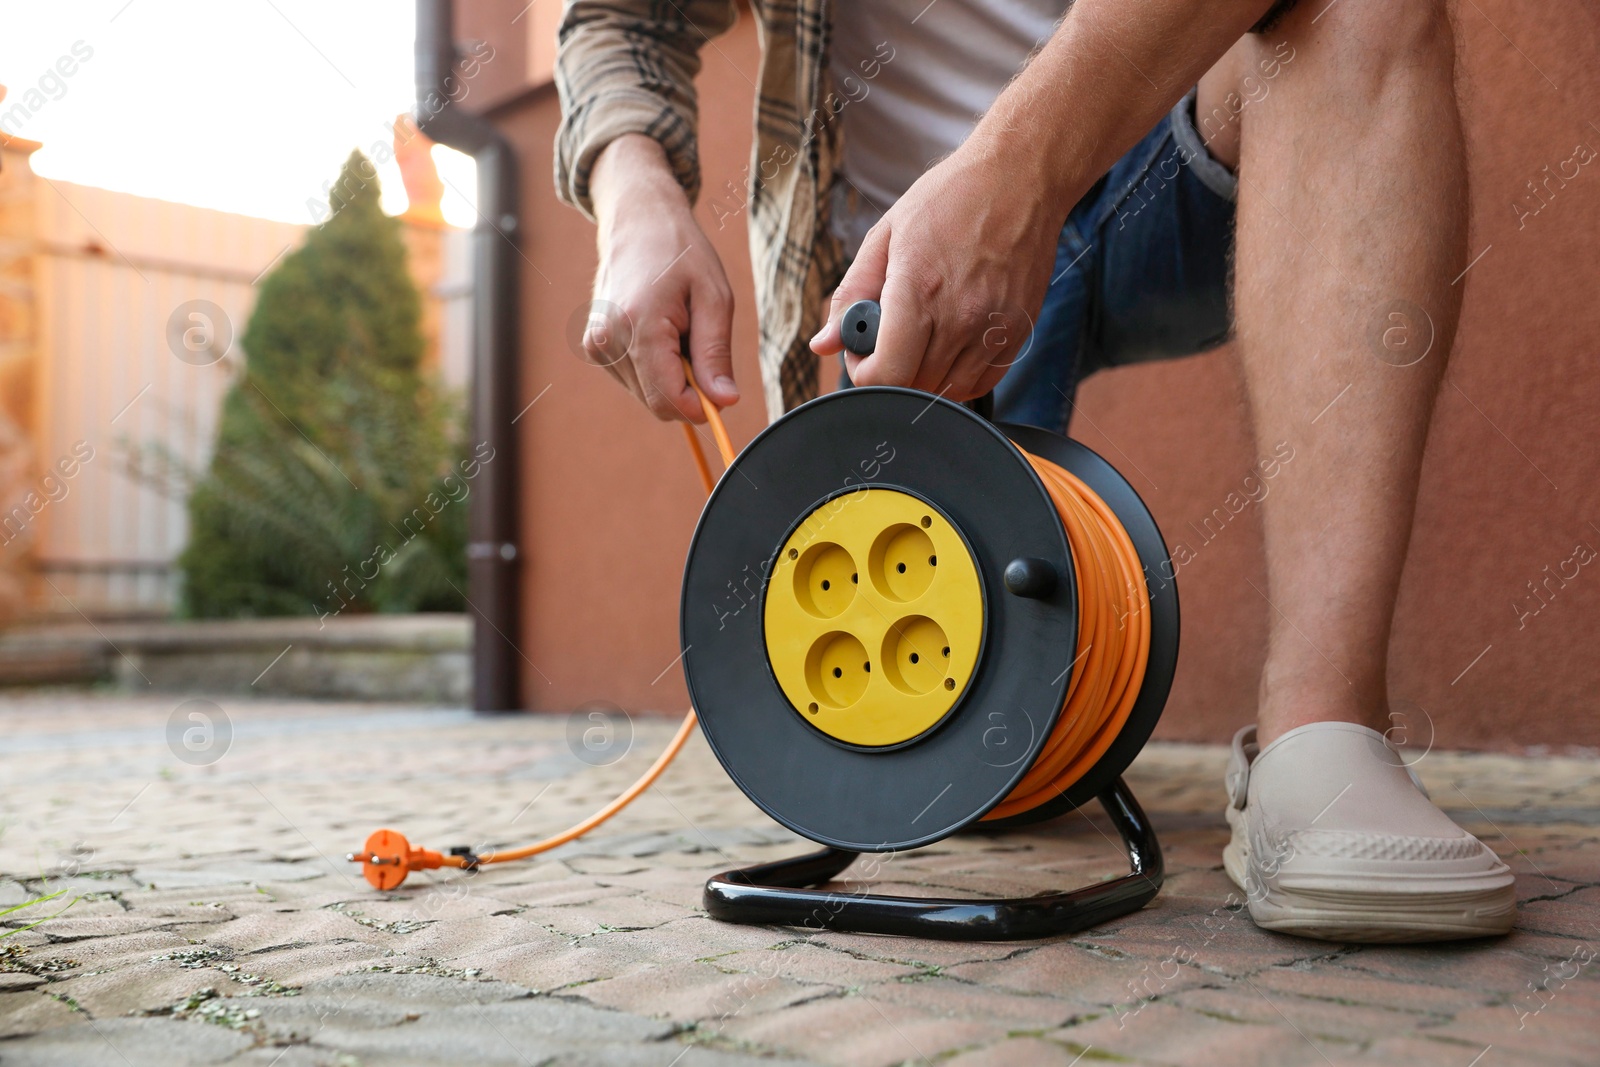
[554,0,1517,941]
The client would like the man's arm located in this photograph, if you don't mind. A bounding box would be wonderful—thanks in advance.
[585,133,739,421]
[811,0,1275,397]
[555,1,741,422]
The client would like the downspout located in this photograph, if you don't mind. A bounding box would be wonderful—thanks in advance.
[416,0,521,711]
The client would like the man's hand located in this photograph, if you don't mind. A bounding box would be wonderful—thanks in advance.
[586,134,738,422]
[810,146,1064,400]
[809,0,1273,400]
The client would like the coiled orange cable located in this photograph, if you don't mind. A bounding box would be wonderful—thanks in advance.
[357,372,1148,884]
[983,453,1151,819]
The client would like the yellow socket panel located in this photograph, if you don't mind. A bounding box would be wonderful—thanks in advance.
[763,488,984,747]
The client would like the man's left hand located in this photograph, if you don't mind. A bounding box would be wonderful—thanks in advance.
[809,144,1067,400]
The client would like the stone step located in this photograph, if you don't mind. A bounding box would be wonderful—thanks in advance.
[0,614,469,702]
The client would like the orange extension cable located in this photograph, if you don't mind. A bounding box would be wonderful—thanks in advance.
[351,370,1148,888]
[351,367,730,889]
[983,453,1151,820]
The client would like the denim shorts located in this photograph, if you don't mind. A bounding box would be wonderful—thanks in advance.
[835,89,1237,433]
[991,88,1238,433]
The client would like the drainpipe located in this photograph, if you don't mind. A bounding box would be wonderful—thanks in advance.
[416,0,521,712]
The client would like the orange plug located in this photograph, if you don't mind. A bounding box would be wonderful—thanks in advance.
[348,829,450,890]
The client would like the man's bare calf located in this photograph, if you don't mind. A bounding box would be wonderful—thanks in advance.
[1199,0,1467,746]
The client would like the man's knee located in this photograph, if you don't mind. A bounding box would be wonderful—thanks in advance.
[1276,0,1454,101]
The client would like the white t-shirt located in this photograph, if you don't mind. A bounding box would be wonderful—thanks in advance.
[829,0,1068,258]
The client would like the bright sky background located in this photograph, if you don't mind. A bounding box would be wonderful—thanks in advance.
[0,0,478,226]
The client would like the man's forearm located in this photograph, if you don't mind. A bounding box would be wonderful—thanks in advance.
[968,0,1275,218]
[590,134,692,242]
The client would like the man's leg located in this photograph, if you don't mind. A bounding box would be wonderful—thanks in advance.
[1202,0,1467,745]
[1182,3,1509,943]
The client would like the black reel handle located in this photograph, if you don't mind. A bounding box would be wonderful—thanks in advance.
[840,298,882,357]
[840,299,995,422]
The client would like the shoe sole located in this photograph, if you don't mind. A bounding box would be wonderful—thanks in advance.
[1225,812,1516,943]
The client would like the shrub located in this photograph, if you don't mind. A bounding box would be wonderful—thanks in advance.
[180,151,466,618]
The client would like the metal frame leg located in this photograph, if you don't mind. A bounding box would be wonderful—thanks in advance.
[703,777,1163,941]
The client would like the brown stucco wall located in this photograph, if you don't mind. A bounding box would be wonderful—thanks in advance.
[479,2,1600,751]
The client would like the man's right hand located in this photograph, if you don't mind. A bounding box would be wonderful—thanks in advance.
[585,134,738,423]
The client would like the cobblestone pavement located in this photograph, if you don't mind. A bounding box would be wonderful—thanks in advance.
[0,691,1596,1066]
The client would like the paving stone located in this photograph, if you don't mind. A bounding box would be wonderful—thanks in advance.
[1171,984,1436,1043]
[1516,885,1600,938]
[12,897,127,922]
[0,931,49,950]
[487,875,642,907]
[299,969,532,1007]
[1498,833,1600,886]
[711,943,922,988]
[1323,1033,1575,1067]
[203,908,386,952]
[117,900,238,925]
[514,893,697,938]
[384,912,563,962]
[1,928,197,978]
[221,990,426,1042]
[946,941,1209,1006]
[597,869,715,911]
[1110,927,1314,981]
[1050,1000,1353,1067]
[865,976,1088,1030]
[0,992,82,1039]
[1428,1001,1598,1063]
[720,993,1005,1067]
[126,883,276,908]
[1248,962,1491,1016]
[230,940,386,988]
[157,921,247,943]
[60,960,244,1019]
[583,915,795,964]
[25,915,173,941]
[799,930,1027,969]
[130,860,325,887]
[544,1045,820,1067]
[577,959,825,1021]
[0,1016,255,1066]
[942,1035,1110,1066]
[343,885,510,924]
[563,856,653,876]
[246,881,371,909]
[1336,943,1568,995]
[226,1048,347,1067]
[16,874,145,898]
[450,937,660,993]
[310,995,671,1065]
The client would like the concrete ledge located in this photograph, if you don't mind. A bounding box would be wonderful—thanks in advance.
[0,614,469,702]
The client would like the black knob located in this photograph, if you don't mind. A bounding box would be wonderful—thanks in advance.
[841,299,881,356]
[1004,557,1057,600]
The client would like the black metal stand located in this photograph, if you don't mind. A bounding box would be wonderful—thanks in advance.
[703,778,1162,941]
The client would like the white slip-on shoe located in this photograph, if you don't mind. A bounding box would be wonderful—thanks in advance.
[1223,721,1517,942]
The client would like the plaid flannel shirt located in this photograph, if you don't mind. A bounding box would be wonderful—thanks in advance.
[555,0,859,420]
[554,2,1301,419]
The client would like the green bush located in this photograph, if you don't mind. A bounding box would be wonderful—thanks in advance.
[180,151,468,619]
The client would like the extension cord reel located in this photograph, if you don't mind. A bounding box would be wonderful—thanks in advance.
[352,299,1178,941]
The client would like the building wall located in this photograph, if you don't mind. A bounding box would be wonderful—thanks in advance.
[483,2,1600,750]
